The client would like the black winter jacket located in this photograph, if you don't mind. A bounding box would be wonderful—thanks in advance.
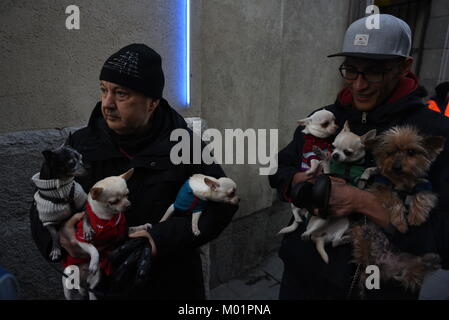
[269,78,449,300]
[30,99,238,299]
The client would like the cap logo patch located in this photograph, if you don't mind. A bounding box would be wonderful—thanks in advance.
[354,34,369,46]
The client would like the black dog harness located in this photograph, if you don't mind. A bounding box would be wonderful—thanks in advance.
[37,183,79,212]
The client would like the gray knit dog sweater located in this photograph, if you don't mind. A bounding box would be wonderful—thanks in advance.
[31,173,87,226]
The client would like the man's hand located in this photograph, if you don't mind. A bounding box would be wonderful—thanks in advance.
[326,177,361,217]
[108,228,156,293]
[314,177,390,228]
[291,164,323,188]
[59,212,89,258]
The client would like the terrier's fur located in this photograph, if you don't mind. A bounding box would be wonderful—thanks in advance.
[351,126,445,295]
[352,222,441,295]
[365,126,445,233]
[160,174,239,236]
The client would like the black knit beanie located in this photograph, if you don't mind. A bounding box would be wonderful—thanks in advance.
[99,44,165,99]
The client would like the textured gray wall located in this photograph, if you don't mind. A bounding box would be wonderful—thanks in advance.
[199,0,351,287]
[420,0,449,94]
[0,0,199,134]
[0,128,75,299]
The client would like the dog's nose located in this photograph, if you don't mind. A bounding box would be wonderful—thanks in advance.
[393,159,402,172]
[123,202,131,211]
[332,153,340,161]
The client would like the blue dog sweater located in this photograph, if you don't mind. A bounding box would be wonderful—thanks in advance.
[174,180,207,213]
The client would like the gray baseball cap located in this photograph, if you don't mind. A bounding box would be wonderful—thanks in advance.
[328,14,412,60]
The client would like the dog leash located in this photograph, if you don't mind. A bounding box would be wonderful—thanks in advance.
[346,216,367,300]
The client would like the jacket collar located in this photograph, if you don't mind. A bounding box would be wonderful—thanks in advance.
[81,99,189,166]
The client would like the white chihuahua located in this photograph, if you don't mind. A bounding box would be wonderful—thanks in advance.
[297,109,339,176]
[278,110,338,235]
[303,121,377,263]
[160,174,239,236]
[62,168,150,300]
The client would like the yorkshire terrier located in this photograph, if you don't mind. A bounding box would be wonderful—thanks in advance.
[365,126,445,233]
[351,126,445,295]
[352,222,441,295]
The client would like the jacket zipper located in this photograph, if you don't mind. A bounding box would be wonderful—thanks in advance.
[362,112,367,124]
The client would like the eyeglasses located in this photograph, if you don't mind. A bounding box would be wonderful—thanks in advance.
[339,64,397,83]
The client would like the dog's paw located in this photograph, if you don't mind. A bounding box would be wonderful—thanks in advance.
[88,263,99,276]
[422,253,441,270]
[332,235,351,247]
[393,269,406,282]
[83,229,95,242]
[193,229,201,237]
[301,232,311,241]
[390,217,408,233]
[49,248,61,261]
[407,212,426,226]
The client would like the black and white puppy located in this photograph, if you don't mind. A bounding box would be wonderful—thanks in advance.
[31,142,92,261]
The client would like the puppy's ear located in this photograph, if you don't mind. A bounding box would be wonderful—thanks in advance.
[343,121,350,132]
[120,168,134,181]
[90,187,103,201]
[204,177,220,191]
[424,136,446,159]
[361,129,377,145]
[297,117,311,127]
[42,150,54,162]
[363,137,379,151]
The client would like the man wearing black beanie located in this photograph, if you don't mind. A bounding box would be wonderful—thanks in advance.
[30,44,239,299]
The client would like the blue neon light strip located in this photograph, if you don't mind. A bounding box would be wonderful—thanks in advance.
[186,0,190,106]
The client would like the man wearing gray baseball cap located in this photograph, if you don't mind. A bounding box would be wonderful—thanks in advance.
[269,14,449,300]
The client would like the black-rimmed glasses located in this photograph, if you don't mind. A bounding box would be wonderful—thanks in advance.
[339,64,397,83]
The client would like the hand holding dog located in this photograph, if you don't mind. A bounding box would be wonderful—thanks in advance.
[108,230,155,293]
[291,164,323,188]
[325,177,360,217]
[59,212,90,259]
[321,177,390,228]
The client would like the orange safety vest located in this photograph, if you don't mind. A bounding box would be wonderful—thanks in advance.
[427,99,449,117]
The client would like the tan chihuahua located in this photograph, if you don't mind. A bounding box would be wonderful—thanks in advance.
[62,168,149,300]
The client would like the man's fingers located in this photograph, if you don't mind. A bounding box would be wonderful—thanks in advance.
[129,230,150,238]
[330,176,346,184]
[67,212,85,227]
[58,212,88,258]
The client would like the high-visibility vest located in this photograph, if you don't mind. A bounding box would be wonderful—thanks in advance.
[427,99,449,117]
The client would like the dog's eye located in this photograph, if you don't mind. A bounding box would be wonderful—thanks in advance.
[344,150,352,157]
[321,122,329,128]
[109,199,120,205]
[387,151,395,156]
[407,149,416,156]
[67,159,76,168]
